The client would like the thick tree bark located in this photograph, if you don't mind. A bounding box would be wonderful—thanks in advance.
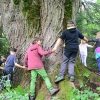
[0,16,2,36]
[41,0,64,72]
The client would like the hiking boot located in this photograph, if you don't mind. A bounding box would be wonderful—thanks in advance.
[29,96,35,100]
[70,76,74,82]
[55,76,64,84]
[95,71,100,75]
[50,88,59,95]
[98,71,100,73]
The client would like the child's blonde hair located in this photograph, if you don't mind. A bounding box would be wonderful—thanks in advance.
[80,40,86,45]
[96,31,100,38]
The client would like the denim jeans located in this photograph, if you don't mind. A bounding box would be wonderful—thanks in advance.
[2,68,13,84]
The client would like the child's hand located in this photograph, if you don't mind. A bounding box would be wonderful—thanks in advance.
[0,67,4,70]
[22,66,26,69]
[23,66,28,70]
[52,48,57,53]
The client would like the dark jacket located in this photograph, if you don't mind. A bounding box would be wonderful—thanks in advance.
[60,28,84,54]
[88,38,100,49]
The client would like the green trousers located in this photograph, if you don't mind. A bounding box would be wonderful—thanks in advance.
[30,68,53,96]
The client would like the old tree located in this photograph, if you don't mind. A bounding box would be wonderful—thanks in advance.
[0,0,100,99]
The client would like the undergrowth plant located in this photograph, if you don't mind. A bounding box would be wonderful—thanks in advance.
[51,96,60,100]
[0,75,29,100]
[70,82,100,100]
[0,85,29,100]
[70,72,100,100]
[0,75,11,91]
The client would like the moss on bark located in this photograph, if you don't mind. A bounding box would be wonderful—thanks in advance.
[13,0,41,37]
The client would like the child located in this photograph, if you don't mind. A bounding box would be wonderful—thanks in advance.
[2,48,25,85]
[0,56,6,69]
[52,20,88,83]
[24,37,59,100]
[79,40,93,67]
[88,31,100,73]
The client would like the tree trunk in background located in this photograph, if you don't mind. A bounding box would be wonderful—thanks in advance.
[0,0,81,88]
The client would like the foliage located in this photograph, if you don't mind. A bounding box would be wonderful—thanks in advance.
[13,0,21,5]
[70,69,100,100]
[22,0,41,27]
[76,1,100,71]
[0,75,11,91]
[0,74,29,100]
[70,88,100,100]
[70,79,100,100]
[96,87,100,91]
[0,32,10,57]
[87,49,97,71]
[83,72,89,78]
[64,0,72,29]
[98,0,100,3]
[0,85,29,100]
[51,97,60,100]
[76,1,100,36]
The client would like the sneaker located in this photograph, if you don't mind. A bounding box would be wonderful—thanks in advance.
[55,76,64,84]
[95,71,100,76]
[29,96,35,100]
[98,71,100,73]
[70,76,74,82]
[50,88,59,95]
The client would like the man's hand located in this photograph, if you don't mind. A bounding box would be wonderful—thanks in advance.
[83,37,88,42]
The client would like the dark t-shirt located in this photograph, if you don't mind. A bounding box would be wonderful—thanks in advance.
[60,28,84,53]
[4,54,18,71]
[0,60,2,66]
[88,38,100,49]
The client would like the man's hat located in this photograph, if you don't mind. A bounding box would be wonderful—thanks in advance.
[10,48,17,52]
[67,20,75,24]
